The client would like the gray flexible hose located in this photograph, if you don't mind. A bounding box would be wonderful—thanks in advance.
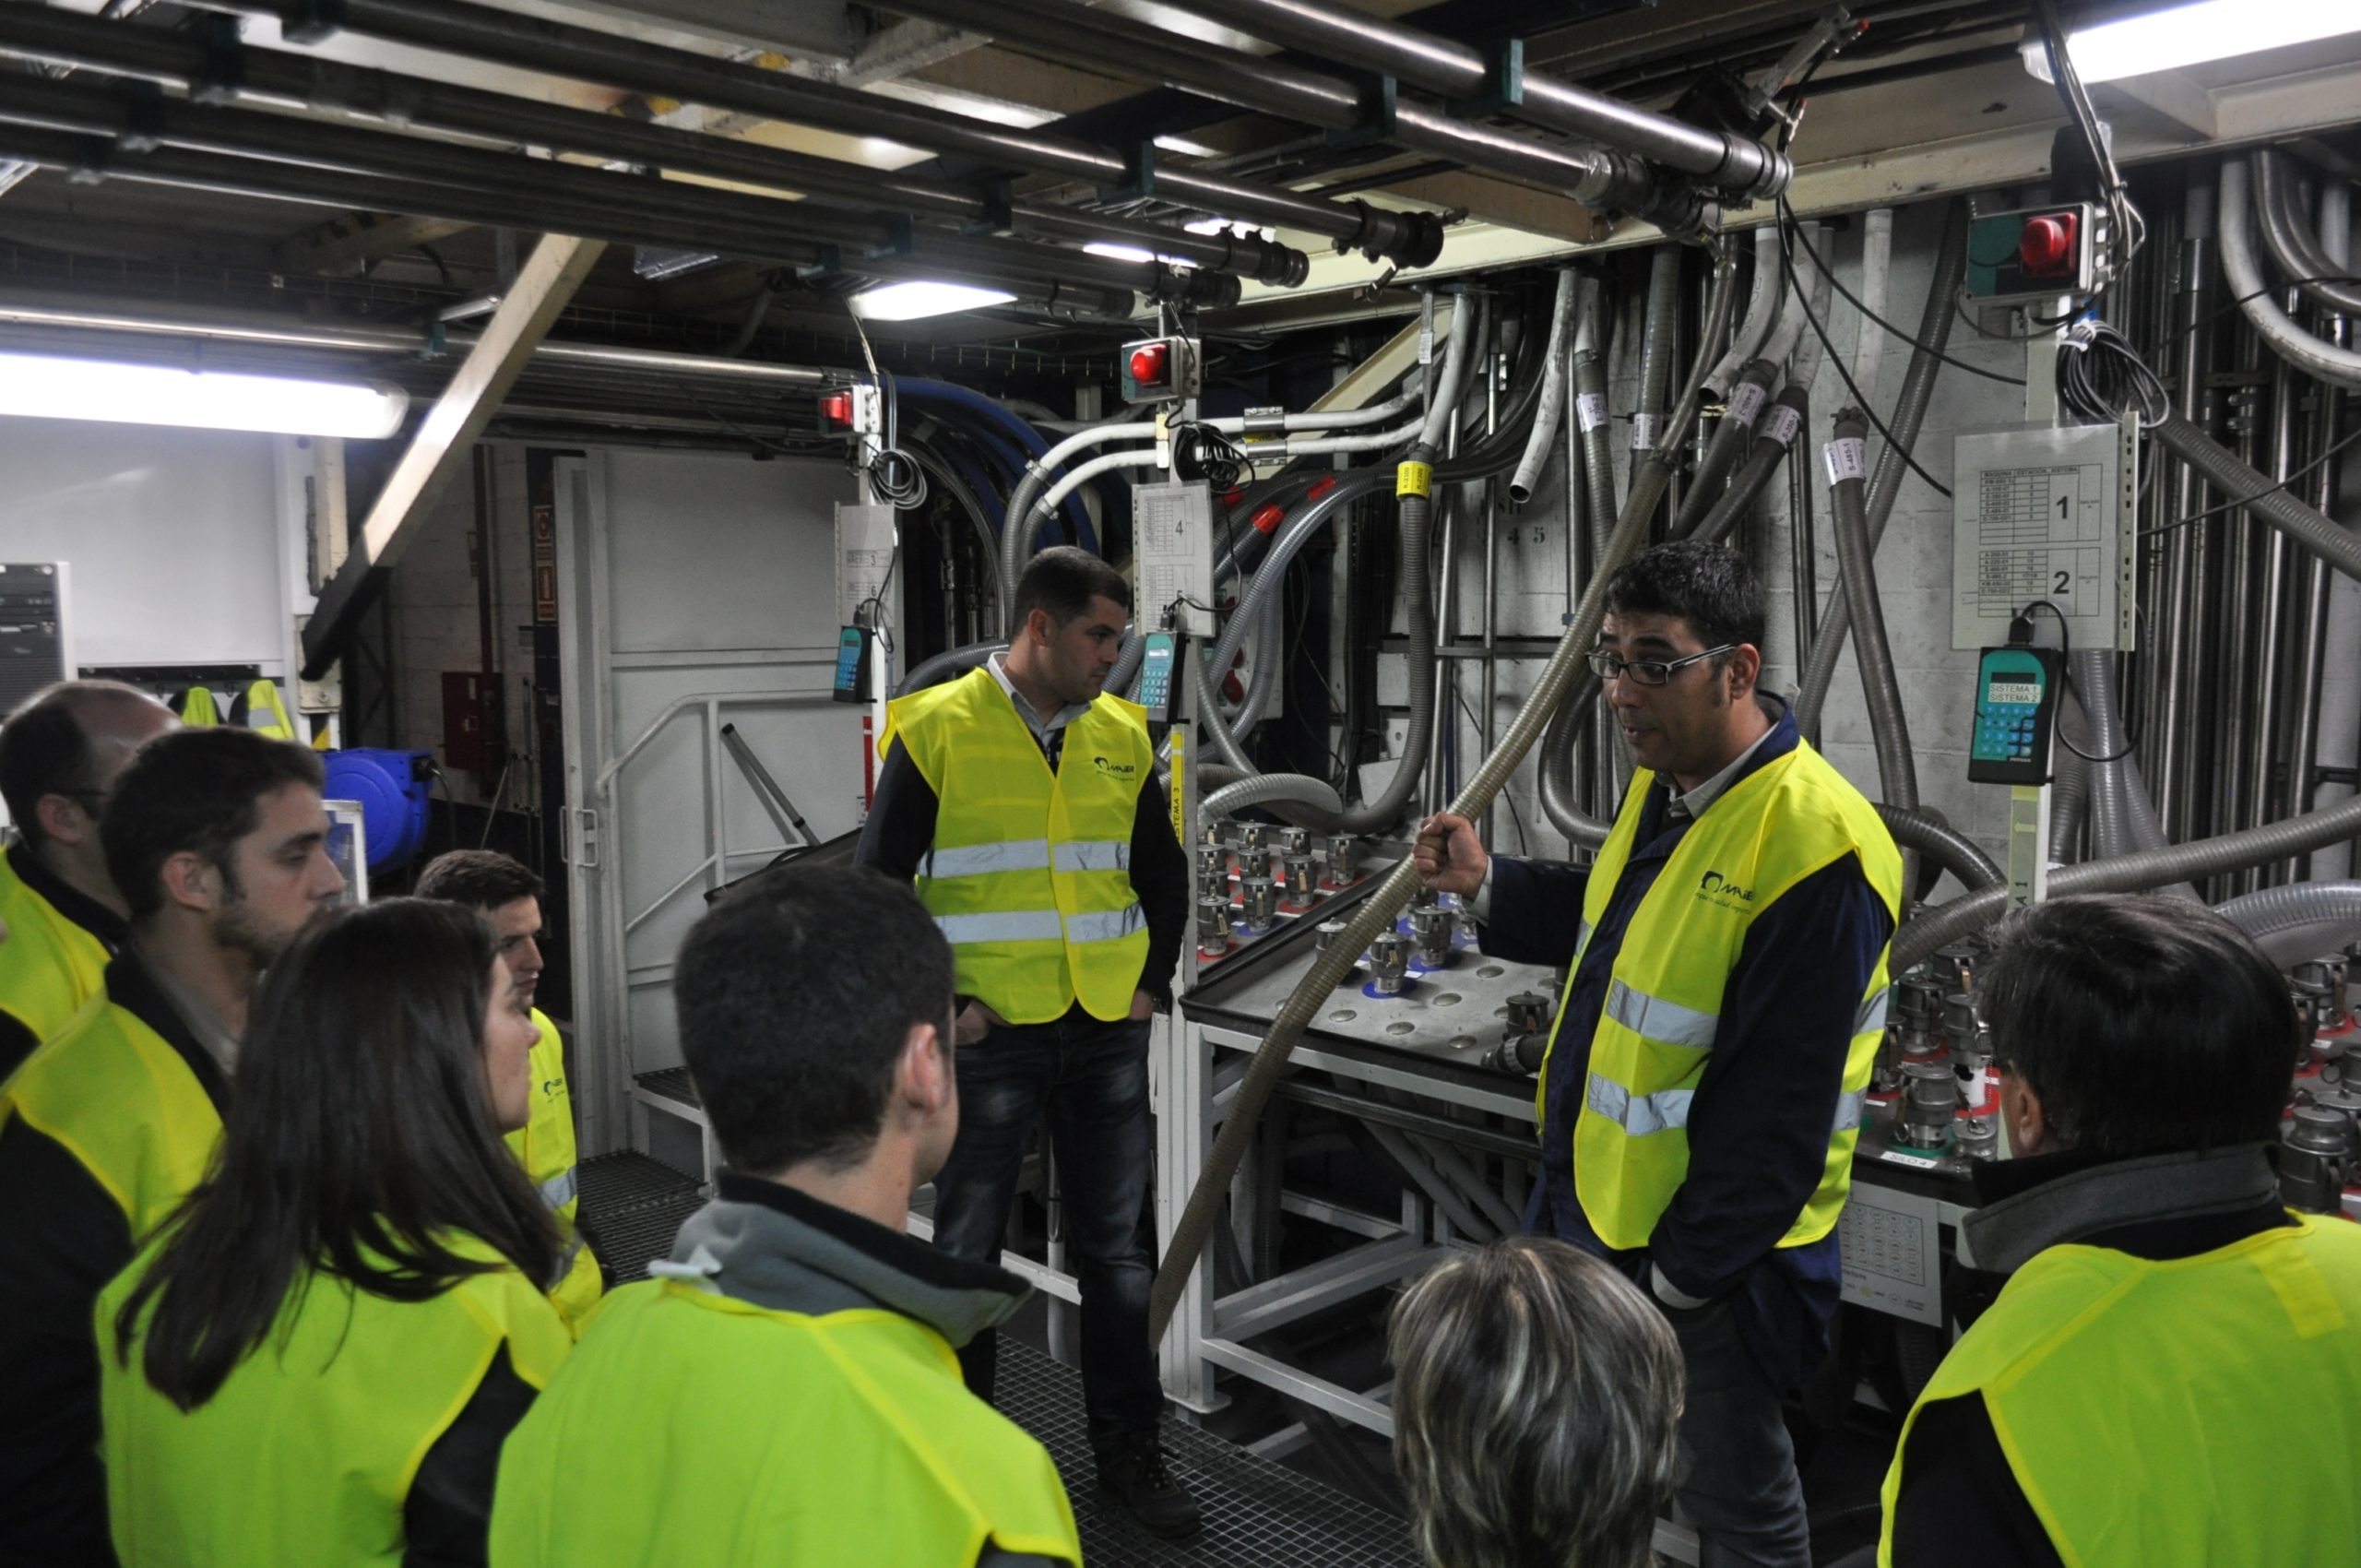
[1893,792,2361,973]
[2047,689,2090,861]
[1848,209,1894,408]
[1878,803,2003,892]
[2150,410,2361,583]
[1574,285,1619,556]
[1510,268,1580,505]
[1707,224,1785,394]
[1201,771,1344,826]
[1149,238,1742,1339]
[1633,246,1682,457]
[1672,359,1778,537]
[1797,198,1971,736]
[1826,407,1921,837]
[1538,674,1613,849]
[894,638,1005,697]
[2251,149,2361,319]
[1759,221,1821,373]
[2213,881,2361,967]
[2070,649,2192,900]
[1692,382,1806,545]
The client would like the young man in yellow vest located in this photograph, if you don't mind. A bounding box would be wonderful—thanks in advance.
[491,865,1083,1567]
[417,849,604,1333]
[0,680,176,1077]
[0,727,345,1566]
[1419,541,1901,1568]
[1876,896,2361,1565]
[856,545,1197,1538]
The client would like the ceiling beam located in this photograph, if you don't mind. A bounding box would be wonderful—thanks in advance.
[278,211,475,277]
[302,232,606,678]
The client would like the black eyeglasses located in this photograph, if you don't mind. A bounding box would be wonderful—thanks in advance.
[1585,644,1737,687]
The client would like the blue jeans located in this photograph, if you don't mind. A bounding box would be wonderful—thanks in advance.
[930,1007,1163,1453]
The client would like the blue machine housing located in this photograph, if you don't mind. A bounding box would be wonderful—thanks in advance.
[323,748,434,872]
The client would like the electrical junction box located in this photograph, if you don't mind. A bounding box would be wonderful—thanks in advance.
[1964,200,2108,307]
[1968,645,2062,786]
[1135,480,1218,637]
[1121,336,1201,402]
[1951,419,2137,652]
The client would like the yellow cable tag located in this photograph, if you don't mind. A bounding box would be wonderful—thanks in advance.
[1396,460,1432,498]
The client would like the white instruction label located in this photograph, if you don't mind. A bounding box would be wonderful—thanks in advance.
[1823,435,1868,485]
[1839,1180,1944,1326]
[1761,403,1802,448]
[1575,392,1608,434]
[1726,380,1766,429]
[1630,412,1661,452]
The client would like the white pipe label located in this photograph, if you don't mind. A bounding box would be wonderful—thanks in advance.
[1575,392,1608,433]
[1823,435,1868,485]
[1761,404,1802,448]
[1725,380,1766,429]
[1630,412,1660,452]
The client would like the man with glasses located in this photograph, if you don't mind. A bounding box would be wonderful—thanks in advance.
[0,681,176,1077]
[1417,540,1901,1568]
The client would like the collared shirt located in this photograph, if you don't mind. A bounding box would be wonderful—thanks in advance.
[133,944,243,1078]
[984,654,1092,765]
[1664,698,1780,820]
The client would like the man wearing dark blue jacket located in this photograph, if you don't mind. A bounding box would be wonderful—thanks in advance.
[1418,541,1902,1568]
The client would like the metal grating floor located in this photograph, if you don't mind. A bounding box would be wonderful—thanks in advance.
[582,1157,1418,1564]
[995,1340,1419,1568]
[578,1151,705,1283]
[634,1066,700,1106]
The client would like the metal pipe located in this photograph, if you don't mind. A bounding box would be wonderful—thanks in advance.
[1143,0,1792,197]
[2219,155,2361,390]
[2250,344,2301,885]
[193,0,1444,262]
[2251,148,2361,315]
[869,0,1696,229]
[2288,335,2345,880]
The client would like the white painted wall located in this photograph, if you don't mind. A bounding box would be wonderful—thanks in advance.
[0,418,303,680]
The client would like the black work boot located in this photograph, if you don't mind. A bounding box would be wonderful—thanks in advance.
[1097,1432,1203,1538]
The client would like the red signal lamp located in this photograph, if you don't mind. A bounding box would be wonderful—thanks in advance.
[820,390,855,427]
[2018,212,2078,279]
[1129,342,1169,387]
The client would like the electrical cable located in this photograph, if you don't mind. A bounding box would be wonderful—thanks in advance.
[1775,198,1954,500]
[2018,600,2133,763]
[2057,318,2169,427]
[2142,421,2361,540]
[1786,213,2026,386]
[2031,0,2147,284]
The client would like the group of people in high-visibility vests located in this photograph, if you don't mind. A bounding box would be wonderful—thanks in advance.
[2,531,2357,1568]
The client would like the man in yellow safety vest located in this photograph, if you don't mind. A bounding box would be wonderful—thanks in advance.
[1419,540,1900,1568]
[0,728,346,1565]
[1877,896,2361,1565]
[857,546,1195,1538]
[0,680,176,1076]
[490,866,1082,1568]
[417,849,604,1333]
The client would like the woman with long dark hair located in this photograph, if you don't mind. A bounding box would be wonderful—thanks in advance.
[100,897,569,1567]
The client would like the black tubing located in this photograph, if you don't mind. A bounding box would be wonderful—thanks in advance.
[1826,406,1922,847]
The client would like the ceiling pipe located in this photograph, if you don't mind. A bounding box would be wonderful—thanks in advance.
[1140,0,1790,199]
[0,5,1310,288]
[189,0,1446,266]
[869,0,1706,233]
[0,76,1212,310]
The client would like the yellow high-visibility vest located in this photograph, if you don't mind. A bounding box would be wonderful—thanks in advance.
[101,1232,571,1566]
[883,669,1153,1025]
[1879,1215,2361,1566]
[0,849,113,1063]
[489,1279,1081,1567]
[504,1008,601,1334]
[2,993,223,1236]
[1537,741,1901,1250]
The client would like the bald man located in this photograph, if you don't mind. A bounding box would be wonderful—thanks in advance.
[0,681,176,1076]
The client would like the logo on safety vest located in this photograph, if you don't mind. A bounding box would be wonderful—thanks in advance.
[1697,870,1754,908]
[1092,754,1138,778]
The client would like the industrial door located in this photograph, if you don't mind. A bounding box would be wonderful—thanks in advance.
[553,449,863,1160]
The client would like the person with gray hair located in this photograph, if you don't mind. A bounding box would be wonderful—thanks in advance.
[1390,1235,1686,1568]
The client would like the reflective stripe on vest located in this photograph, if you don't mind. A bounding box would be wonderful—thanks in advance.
[487,1280,1085,1567]
[926,839,1051,878]
[885,669,1155,1025]
[1585,1074,1694,1136]
[101,1235,571,1565]
[1878,1217,2361,1567]
[1603,978,1719,1051]
[1537,740,1903,1252]
[539,1168,578,1210]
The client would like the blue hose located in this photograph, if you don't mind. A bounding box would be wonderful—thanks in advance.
[896,379,1100,553]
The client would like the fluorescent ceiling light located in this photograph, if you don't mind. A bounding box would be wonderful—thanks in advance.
[847,280,1017,321]
[1153,134,1220,158]
[1084,242,1188,267]
[2022,0,2361,84]
[0,350,408,438]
